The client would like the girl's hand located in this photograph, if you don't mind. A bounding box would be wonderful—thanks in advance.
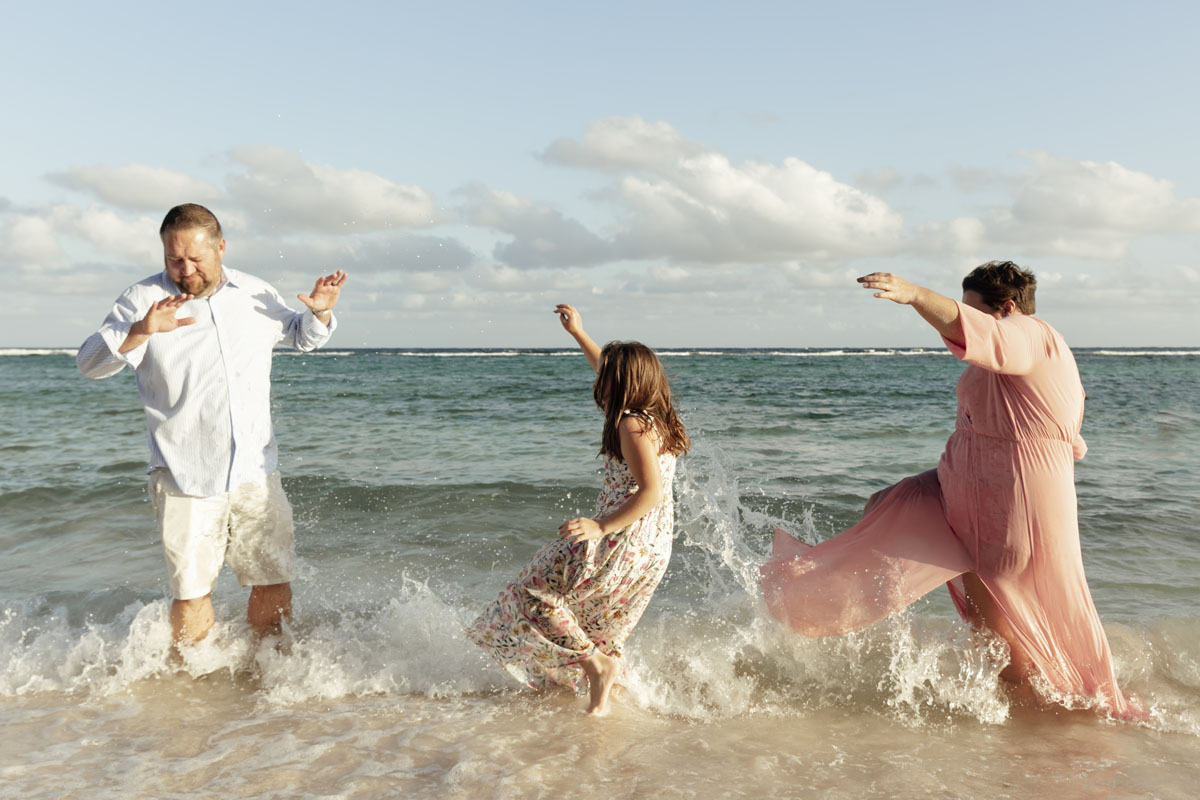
[554,303,584,336]
[558,516,605,544]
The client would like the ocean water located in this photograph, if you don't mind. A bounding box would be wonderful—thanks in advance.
[1,346,1198,799]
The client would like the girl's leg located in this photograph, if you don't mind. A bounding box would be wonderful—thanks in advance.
[517,568,598,656]
[578,650,619,715]
[572,550,669,714]
[468,540,603,683]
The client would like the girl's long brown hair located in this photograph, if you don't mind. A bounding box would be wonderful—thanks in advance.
[593,341,690,460]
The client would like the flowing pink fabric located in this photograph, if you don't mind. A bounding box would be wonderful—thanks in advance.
[761,302,1142,718]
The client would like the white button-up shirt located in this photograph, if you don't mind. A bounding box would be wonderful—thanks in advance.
[77,266,337,497]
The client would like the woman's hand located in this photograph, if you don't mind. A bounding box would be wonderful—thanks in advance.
[857,272,921,305]
[554,303,584,336]
[559,516,605,544]
[856,272,963,345]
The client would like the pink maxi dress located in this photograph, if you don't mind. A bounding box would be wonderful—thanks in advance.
[760,302,1141,718]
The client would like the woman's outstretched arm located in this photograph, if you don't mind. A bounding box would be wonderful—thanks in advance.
[856,272,964,347]
[555,303,602,373]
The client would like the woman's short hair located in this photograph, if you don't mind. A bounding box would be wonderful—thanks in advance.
[962,260,1036,315]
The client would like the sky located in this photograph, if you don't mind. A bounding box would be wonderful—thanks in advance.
[3,1,1198,348]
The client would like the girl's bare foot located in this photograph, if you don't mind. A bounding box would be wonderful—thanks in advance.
[579,651,618,715]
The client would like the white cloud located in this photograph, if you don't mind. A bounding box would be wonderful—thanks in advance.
[406,270,460,292]
[856,167,939,195]
[913,216,988,257]
[471,263,592,292]
[538,117,904,264]
[1011,151,1200,236]
[458,186,612,268]
[226,146,442,234]
[854,167,905,194]
[921,153,1200,261]
[60,206,160,263]
[232,231,473,279]
[947,164,1018,194]
[46,164,221,211]
[0,204,159,278]
[0,214,64,268]
[1177,264,1200,284]
[543,117,709,172]
[6,127,1200,347]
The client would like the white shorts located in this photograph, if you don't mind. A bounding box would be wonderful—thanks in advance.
[148,469,296,600]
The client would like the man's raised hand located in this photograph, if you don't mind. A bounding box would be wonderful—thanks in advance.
[298,270,348,314]
[139,295,196,335]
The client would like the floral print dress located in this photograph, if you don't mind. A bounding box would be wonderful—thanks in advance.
[467,411,678,690]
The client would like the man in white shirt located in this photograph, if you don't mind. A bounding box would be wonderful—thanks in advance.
[77,203,347,646]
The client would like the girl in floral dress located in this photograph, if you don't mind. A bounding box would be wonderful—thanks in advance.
[467,304,690,715]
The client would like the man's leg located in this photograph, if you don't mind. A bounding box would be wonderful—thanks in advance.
[150,470,228,647]
[228,472,297,638]
[171,594,216,643]
[248,582,292,635]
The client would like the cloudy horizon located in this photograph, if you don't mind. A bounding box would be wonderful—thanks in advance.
[5,3,1198,349]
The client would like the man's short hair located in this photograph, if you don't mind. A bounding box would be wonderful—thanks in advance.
[160,204,223,245]
[962,260,1037,315]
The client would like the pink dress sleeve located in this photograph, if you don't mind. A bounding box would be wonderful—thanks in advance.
[1073,394,1088,460]
[941,301,1040,375]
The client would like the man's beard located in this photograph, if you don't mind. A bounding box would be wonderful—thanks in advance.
[175,272,219,297]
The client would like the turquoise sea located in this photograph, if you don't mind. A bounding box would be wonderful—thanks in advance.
[1,346,1198,799]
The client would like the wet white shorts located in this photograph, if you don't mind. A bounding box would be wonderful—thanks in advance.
[148,469,296,600]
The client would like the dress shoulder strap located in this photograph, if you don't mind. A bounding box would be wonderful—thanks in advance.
[621,409,654,426]
[621,409,667,455]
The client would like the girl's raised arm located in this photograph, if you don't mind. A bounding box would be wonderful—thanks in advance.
[555,303,602,373]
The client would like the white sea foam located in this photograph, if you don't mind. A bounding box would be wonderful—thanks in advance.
[1091,350,1200,357]
[0,348,78,357]
[386,351,525,357]
[766,349,946,357]
[2,442,1194,733]
[273,350,356,357]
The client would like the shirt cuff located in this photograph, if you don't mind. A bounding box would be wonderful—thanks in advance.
[98,320,147,369]
[306,308,336,336]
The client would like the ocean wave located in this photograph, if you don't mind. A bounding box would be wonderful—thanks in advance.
[0,348,78,357]
[1090,350,1200,357]
[766,349,946,357]
[2,582,1193,731]
[260,348,962,359]
[273,350,356,357]
[4,444,1196,734]
[387,351,524,357]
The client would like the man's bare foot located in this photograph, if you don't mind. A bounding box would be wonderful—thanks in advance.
[579,651,619,716]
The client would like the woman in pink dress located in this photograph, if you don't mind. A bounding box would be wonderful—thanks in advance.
[760,261,1143,719]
